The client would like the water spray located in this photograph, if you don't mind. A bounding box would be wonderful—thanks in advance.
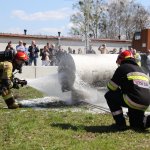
[26,53,119,109]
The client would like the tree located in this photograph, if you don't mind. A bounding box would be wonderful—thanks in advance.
[69,0,150,40]
[69,0,105,38]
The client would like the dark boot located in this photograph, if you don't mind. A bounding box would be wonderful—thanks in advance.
[5,98,19,109]
[144,115,150,129]
[128,109,145,130]
[113,114,127,131]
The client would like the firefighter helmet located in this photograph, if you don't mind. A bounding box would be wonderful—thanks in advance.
[15,51,28,61]
[116,50,134,64]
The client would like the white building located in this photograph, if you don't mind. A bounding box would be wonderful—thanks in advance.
[0,33,131,54]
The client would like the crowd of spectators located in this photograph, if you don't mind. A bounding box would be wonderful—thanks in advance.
[5,40,150,74]
[4,40,67,66]
[4,41,122,66]
[4,40,99,66]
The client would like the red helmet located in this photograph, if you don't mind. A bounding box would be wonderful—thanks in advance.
[15,51,28,61]
[116,50,134,64]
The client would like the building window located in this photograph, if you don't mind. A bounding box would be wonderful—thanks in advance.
[134,32,141,40]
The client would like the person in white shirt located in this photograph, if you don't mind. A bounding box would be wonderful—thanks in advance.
[16,40,25,52]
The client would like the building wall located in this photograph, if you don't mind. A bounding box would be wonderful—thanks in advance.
[0,33,131,54]
[0,36,57,51]
[132,29,150,53]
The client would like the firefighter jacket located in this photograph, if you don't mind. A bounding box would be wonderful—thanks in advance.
[107,58,150,111]
[0,61,13,80]
[0,61,13,101]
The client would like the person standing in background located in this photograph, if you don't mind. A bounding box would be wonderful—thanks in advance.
[47,43,54,66]
[68,47,72,54]
[98,44,108,54]
[78,48,82,54]
[5,41,16,54]
[4,41,16,61]
[5,41,14,51]
[28,40,39,66]
[23,42,29,65]
[16,40,25,52]
[40,46,50,66]
[23,43,28,55]
[132,49,141,67]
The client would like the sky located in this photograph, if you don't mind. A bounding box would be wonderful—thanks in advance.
[0,0,149,36]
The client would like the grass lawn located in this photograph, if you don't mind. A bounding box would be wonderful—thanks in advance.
[0,86,150,150]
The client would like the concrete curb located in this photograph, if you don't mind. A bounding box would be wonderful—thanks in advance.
[15,66,58,79]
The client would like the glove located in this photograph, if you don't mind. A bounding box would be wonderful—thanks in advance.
[13,82,19,89]
[18,79,27,87]
[1,87,9,96]
[2,79,13,89]
[13,78,27,89]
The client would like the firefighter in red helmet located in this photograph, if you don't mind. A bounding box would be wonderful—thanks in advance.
[0,51,28,109]
[105,50,150,130]
[12,51,28,73]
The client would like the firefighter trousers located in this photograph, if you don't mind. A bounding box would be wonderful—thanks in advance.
[104,89,148,129]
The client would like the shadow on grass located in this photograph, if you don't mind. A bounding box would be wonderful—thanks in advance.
[51,123,150,133]
[51,123,127,133]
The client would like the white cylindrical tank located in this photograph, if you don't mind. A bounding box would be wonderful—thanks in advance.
[58,53,118,91]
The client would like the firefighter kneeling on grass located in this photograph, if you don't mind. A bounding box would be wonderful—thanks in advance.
[105,50,150,130]
[0,51,28,109]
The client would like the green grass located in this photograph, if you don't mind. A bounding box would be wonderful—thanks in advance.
[12,86,45,100]
[0,86,150,150]
[0,109,149,150]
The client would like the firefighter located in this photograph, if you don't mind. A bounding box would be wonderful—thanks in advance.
[104,50,150,130]
[0,51,28,109]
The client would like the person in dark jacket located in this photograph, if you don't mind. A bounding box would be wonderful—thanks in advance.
[28,40,39,66]
[105,50,150,130]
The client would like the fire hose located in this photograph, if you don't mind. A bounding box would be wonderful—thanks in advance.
[80,100,128,118]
